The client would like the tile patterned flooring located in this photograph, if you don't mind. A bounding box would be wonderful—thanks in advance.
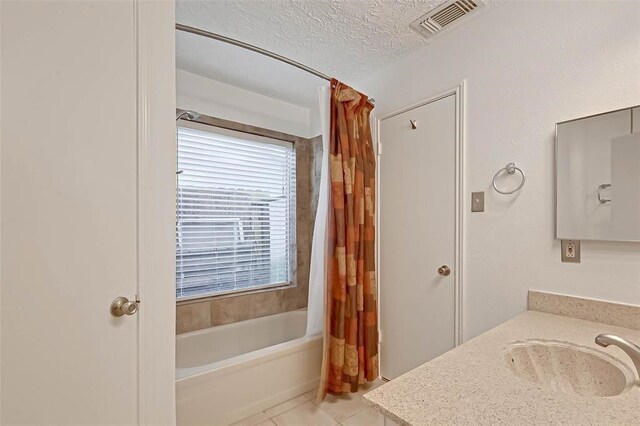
[232,379,386,426]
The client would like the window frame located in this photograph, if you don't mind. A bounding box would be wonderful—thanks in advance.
[175,120,297,302]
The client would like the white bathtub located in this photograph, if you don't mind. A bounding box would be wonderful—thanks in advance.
[176,309,323,426]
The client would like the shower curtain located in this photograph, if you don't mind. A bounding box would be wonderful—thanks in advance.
[306,86,330,337]
[316,79,378,397]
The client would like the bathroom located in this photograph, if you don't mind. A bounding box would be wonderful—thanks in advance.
[1,0,639,425]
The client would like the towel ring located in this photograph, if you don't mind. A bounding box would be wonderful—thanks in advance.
[492,162,526,195]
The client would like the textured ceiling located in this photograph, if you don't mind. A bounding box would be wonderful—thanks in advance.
[176,0,446,108]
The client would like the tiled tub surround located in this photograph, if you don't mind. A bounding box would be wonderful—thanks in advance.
[364,292,640,425]
[176,113,322,334]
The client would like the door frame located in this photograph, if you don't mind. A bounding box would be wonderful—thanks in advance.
[375,83,465,352]
[136,0,177,424]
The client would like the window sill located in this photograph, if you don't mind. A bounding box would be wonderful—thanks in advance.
[176,282,296,306]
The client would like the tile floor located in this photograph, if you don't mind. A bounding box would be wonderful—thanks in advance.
[231,379,387,426]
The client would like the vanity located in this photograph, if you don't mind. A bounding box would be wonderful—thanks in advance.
[364,291,640,425]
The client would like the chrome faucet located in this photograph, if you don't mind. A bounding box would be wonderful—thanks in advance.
[595,334,640,379]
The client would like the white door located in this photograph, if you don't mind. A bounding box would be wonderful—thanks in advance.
[1,2,142,424]
[379,94,458,380]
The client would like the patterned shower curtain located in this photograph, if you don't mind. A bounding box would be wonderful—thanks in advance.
[320,79,378,397]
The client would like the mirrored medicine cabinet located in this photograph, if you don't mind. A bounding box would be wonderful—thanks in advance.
[556,105,640,242]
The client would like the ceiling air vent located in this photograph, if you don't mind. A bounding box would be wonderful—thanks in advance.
[410,0,488,40]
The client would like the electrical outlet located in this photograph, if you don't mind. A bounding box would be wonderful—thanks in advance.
[471,191,484,212]
[561,240,581,263]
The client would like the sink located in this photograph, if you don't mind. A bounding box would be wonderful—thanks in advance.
[505,339,634,397]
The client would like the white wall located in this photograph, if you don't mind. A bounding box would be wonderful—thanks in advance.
[0,0,3,408]
[177,69,316,137]
[358,1,640,341]
[138,0,178,423]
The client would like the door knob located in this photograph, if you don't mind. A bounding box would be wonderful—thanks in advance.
[437,265,451,276]
[110,296,139,317]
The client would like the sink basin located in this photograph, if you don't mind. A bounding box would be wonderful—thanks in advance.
[505,339,634,397]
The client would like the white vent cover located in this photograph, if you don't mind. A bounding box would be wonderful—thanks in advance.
[410,0,488,39]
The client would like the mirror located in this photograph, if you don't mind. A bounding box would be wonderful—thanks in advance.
[556,106,640,242]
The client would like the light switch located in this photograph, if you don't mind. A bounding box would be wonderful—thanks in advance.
[561,240,581,263]
[471,191,484,212]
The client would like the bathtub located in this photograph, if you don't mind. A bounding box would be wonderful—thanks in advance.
[176,309,323,426]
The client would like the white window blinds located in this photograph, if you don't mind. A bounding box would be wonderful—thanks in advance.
[176,124,296,300]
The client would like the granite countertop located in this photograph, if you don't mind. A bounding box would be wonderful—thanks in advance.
[364,292,640,425]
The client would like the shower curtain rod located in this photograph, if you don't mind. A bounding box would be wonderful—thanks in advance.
[176,23,332,82]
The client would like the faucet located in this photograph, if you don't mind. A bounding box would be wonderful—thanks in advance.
[595,334,640,379]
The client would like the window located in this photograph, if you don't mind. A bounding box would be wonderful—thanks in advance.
[176,124,296,300]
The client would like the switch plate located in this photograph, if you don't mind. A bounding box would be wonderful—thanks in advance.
[471,191,485,212]
[561,240,581,263]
